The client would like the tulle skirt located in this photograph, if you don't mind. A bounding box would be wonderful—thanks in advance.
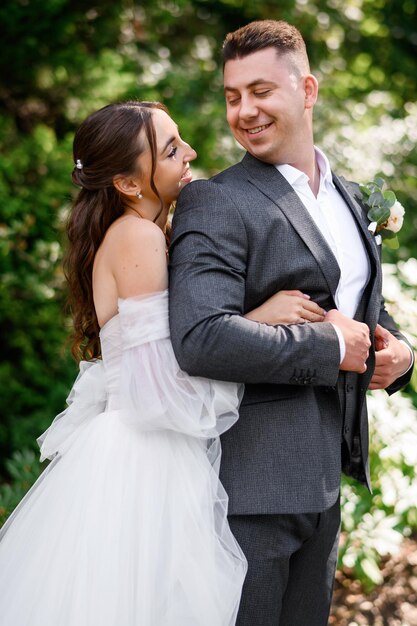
[0,408,246,626]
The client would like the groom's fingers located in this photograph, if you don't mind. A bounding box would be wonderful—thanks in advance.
[325,309,371,373]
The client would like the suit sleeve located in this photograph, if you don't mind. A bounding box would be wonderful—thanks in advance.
[377,296,414,394]
[169,179,341,386]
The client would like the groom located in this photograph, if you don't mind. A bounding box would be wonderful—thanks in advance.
[169,20,413,626]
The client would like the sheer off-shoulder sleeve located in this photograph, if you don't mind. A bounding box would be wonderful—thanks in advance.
[118,291,243,437]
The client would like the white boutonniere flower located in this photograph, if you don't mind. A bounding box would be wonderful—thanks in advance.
[359,177,405,249]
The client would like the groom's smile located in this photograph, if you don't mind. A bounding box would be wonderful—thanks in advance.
[246,123,272,135]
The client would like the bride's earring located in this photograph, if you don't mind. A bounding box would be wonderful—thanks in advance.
[136,191,143,200]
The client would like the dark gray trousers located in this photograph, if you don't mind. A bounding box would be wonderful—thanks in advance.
[229,496,340,626]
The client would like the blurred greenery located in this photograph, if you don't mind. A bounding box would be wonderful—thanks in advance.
[0,449,43,526]
[0,0,416,589]
[338,260,417,588]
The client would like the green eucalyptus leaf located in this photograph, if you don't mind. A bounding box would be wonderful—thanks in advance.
[365,183,379,195]
[378,207,391,223]
[380,228,396,240]
[374,176,386,189]
[382,190,396,209]
[367,191,384,208]
[359,183,371,197]
[368,206,390,224]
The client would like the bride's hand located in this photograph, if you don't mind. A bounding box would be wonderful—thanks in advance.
[244,290,326,326]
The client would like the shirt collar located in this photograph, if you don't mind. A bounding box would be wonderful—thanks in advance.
[315,146,335,189]
[275,146,335,189]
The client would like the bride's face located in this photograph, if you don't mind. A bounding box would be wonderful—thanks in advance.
[138,109,197,212]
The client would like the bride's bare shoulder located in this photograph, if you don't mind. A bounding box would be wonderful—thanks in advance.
[100,215,168,298]
[105,214,166,247]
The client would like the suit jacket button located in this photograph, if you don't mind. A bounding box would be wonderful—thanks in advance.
[346,384,354,392]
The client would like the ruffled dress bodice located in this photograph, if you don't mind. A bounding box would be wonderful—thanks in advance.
[99,314,123,410]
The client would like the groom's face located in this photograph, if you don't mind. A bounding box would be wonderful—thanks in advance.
[224,47,315,165]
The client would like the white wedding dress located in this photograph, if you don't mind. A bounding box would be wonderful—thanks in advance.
[0,291,247,626]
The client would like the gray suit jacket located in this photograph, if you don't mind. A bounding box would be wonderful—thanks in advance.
[169,152,412,515]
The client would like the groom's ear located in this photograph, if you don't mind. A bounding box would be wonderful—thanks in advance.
[303,74,319,109]
[113,175,141,197]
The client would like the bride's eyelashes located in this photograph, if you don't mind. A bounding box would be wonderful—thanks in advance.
[168,145,178,158]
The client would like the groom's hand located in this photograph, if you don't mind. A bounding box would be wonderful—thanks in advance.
[368,324,413,390]
[325,309,371,374]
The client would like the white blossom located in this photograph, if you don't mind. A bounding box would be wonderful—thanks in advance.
[386,200,405,233]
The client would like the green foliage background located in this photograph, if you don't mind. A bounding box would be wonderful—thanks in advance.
[0,0,416,587]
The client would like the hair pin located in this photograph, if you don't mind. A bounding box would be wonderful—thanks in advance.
[76,159,83,170]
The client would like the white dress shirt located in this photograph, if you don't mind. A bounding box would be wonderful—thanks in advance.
[276,147,371,361]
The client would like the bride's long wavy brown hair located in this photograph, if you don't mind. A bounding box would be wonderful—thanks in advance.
[65,101,167,361]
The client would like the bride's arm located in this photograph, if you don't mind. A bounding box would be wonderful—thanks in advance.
[245,290,326,325]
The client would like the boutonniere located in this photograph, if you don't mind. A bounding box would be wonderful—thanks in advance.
[359,177,405,249]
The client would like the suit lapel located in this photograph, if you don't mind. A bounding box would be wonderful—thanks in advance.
[332,174,381,327]
[241,153,341,300]
[332,173,379,271]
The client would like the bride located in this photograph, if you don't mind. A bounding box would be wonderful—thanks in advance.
[0,101,325,626]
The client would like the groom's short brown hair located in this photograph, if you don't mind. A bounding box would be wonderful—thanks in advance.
[222,20,310,75]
